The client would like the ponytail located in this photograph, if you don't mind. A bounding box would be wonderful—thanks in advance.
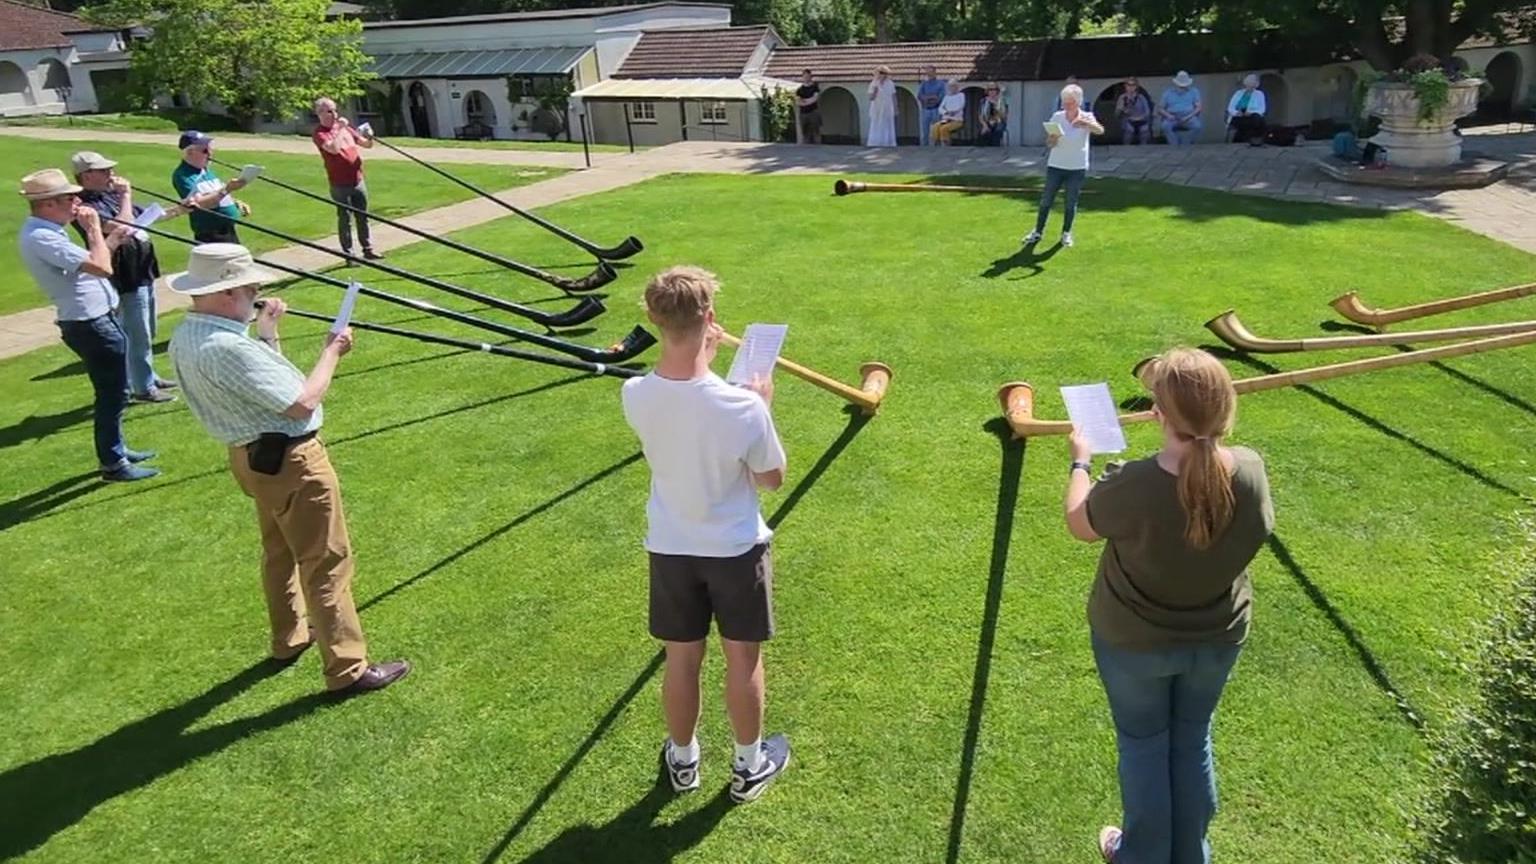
[1140,347,1240,549]
[1177,436,1235,549]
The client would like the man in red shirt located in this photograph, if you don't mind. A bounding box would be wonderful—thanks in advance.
[312,97,382,261]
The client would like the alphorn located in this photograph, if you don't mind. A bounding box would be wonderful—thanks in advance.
[1330,282,1536,330]
[719,332,892,415]
[1207,309,1536,353]
[834,179,1078,197]
[997,328,1536,438]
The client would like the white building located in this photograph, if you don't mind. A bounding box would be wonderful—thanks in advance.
[0,0,132,118]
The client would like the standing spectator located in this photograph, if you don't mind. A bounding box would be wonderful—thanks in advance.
[1023,83,1101,249]
[1225,74,1268,146]
[1116,77,1154,145]
[313,97,383,260]
[1158,72,1204,146]
[171,131,252,244]
[71,150,178,404]
[167,243,410,696]
[621,265,791,804]
[979,83,1009,146]
[866,66,898,148]
[1061,347,1274,864]
[795,70,822,144]
[17,168,159,482]
[917,65,945,146]
[931,80,967,146]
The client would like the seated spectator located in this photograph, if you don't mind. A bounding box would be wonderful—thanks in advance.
[1158,72,1203,146]
[931,81,967,146]
[1226,74,1267,146]
[979,84,1009,146]
[1116,77,1153,145]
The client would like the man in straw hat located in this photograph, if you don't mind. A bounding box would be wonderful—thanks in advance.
[1158,71,1204,146]
[71,150,178,404]
[167,244,409,695]
[18,168,160,482]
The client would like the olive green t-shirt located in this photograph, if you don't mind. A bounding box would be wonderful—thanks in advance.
[1086,446,1275,649]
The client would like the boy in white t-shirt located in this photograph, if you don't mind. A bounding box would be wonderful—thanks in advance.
[620,266,791,804]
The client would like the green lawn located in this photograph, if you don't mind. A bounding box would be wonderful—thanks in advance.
[2,172,1535,863]
[1,136,566,315]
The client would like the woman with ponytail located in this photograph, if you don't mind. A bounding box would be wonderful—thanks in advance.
[1062,347,1275,863]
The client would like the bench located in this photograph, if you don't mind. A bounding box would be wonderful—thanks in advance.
[455,121,493,140]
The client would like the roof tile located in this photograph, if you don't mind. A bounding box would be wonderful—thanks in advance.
[615,25,771,78]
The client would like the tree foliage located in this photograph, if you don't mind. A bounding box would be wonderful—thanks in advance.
[82,0,372,130]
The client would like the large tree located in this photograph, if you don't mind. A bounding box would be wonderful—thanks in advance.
[83,0,372,129]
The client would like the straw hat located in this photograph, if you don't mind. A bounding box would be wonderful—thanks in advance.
[1172,70,1194,87]
[18,168,82,201]
[161,243,281,296]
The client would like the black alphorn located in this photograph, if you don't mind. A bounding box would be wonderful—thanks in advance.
[125,218,657,365]
[255,301,641,379]
[211,157,615,293]
[139,186,604,330]
[368,133,643,262]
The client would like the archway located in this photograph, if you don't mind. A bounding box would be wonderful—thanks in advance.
[0,61,32,111]
[36,58,69,97]
[1258,73,1288,127]
[1313,65,1358,127]
[407,81,435,138]
[1092,81,1152,144]
[895,87,919,145]
[959,86,986,144]
[1480,51,1522,118]
[818,85,859,145]
[464,89,496,131]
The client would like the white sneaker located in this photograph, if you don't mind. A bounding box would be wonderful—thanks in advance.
[1021,230,1042,246]
[1061,232,1075,248]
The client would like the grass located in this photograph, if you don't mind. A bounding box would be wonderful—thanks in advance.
[0,136,566,316]
[2,171,1535,863]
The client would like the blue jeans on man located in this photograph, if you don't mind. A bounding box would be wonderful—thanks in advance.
[57,313,131,470]
[1092,633,1241,864]
[920,107,940,145]
[1162,116,1203,146]
[118,286,159,395]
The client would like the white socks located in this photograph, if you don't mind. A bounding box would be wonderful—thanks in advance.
[668,737,700,766]
[734,738,764,773]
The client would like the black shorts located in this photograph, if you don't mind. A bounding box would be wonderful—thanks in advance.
[194,224,240,245]
[649,543,774,643]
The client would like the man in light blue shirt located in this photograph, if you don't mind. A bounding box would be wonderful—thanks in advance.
[1159,71,1204,146]
[18,168,159,482]
[167,243,409,696]
[917,66,945,146]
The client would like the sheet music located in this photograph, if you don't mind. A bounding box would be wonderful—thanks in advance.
[130,203,164,241]
[725,323,787,386]
[1043,121,1064,136]
[1060,382,1128,455]
[237,164,262,184]
[356,121,374,139]
[331,282,363,335]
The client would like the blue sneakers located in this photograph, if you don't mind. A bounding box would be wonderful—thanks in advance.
[102,462,160,482]
[660,740,701,793]
[729,733,791,804]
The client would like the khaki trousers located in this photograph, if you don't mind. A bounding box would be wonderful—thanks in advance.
[228,437,368,689]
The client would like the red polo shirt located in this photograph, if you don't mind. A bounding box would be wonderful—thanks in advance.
[313,124,364,187]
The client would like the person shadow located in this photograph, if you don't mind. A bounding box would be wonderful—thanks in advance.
[0,660,333,860]
[981,241,1062,280]
[507,783,734,864]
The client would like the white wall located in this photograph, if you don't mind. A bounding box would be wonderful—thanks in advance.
[0,47,99,117]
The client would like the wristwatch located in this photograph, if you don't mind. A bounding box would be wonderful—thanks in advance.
[1070,461,1092,476]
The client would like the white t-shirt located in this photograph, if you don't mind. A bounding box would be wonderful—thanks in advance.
[621,372,787,557]
[1047,109,1093,171]
[939,92,967,122]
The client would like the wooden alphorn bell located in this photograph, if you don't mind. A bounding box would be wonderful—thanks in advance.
[719,332,892,415]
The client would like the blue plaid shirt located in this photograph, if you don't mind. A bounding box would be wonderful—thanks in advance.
[170,312,322,446]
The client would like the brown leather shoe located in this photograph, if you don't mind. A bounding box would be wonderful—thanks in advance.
[333,660,411,696]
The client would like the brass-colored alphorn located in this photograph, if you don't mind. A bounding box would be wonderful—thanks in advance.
[1207,309,1536,353]
[720,332,893,415]
[1330,282,1536,330]
[834,179,1056,197]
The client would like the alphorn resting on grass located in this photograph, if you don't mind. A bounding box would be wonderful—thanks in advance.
[996,328,1536,438]
[1330,282,1536,330]
[832,179,1095,197]
[1206,309,1536,353]
[718,332,893,416]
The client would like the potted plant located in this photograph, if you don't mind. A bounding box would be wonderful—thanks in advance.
[1361,53,1482,167]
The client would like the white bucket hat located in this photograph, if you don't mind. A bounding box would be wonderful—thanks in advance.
[161,243,281,296]
[1172,70,1194,87]
[18,168,83,201]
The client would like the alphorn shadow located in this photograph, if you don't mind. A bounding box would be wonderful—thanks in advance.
[945,418,1028,864]
[0,471,105,533]
[766,407,872,530]
[335,348,472,380]
[0,405,92,449]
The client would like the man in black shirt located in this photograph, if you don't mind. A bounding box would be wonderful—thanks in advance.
[795,70,822,144]
[71,151,178,403]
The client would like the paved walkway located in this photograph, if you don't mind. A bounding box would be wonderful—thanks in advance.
[3,124,1534,360]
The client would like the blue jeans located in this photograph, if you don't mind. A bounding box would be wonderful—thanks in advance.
[57,313,129,469]
[118,286,159,395]
[1162,116,1203,146]
[1092,633,1241,864]
[920,107,940,145]
[1034,166,1086,234]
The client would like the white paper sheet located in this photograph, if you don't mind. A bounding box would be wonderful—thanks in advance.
[133,203,164,228]
[1043,121,1064,136]
[725,323,788,386]
[1060,382,1128,455]
[331,282,363,335]
[237,164,263,184]
[356,121,374,139]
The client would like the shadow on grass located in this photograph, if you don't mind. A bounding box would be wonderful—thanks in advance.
[946,418,1027,864]
[480,650,667,864]
[512,784,733,864]
[980,241,1061,281]
[331,375,590,448]
[0,471,105,531]
[766,406,872,530]
[0,405,92,448]
[0,660,333,860]
[1266,535,1426,733]
[335,347,472,380]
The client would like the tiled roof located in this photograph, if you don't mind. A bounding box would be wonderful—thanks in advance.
[766,40,1046,82]
[365,2,729,29]
[0,0,106,52]
[615,25,770,78]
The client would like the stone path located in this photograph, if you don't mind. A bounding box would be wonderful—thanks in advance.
[3,124,1534,360]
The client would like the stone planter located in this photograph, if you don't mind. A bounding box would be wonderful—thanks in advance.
[1365,79,1482,168]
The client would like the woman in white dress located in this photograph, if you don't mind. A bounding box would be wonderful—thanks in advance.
[866,65,898,147]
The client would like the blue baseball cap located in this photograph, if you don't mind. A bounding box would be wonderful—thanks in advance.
[177,130,214,150]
